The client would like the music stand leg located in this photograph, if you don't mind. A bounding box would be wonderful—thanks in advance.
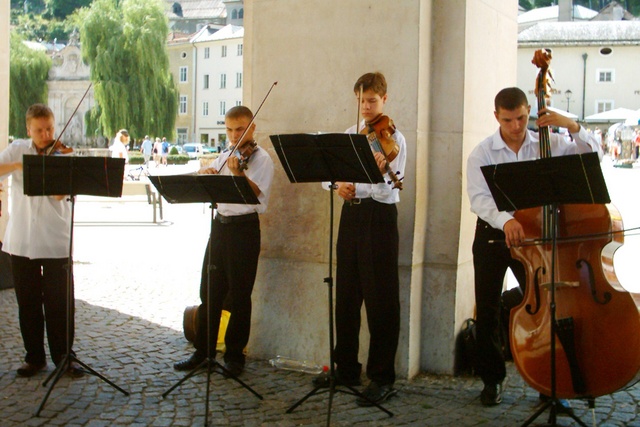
[285,185,393,424]
[36,197,129,417]
[162,206,262,427]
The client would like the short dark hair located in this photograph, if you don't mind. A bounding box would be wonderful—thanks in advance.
[353,72,387,97]
[494,87,529,112]
[226,106,253,121]
[26,104,54,125]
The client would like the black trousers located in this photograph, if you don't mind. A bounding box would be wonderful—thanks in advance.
[335,200,400,385]
[11,255,74,365]
[194,216,260,364]
[472,218,526,386]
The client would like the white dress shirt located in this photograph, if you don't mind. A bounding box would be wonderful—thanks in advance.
[467,127,603,231]
[0,139,71,259]
[212,146,275,216]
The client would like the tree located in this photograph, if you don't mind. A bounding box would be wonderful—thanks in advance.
[78,0,178,139]
[9,32,51,138]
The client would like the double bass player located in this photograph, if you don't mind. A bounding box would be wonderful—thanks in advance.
[466,87,602,406]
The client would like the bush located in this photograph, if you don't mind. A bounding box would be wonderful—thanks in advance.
[167,154,190,165]
[128,151,144,165]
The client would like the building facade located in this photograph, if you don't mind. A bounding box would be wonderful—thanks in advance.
[190,24,244,150]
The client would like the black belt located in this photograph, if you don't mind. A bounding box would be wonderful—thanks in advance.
[215,212,259,224]
[345,197,376,206]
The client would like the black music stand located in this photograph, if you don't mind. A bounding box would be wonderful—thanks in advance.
[270,132,393,425]
[149,174,263,427]
[481,152,609,427]
[22,155,129,416]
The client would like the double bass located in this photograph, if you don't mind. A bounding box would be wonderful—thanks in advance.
[509,49,640,399]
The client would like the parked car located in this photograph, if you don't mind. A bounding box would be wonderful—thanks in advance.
[182,143,203,159]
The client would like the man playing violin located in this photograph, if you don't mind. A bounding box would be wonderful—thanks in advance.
[316,72,406,407]
[0,104,84,378]
[466,87,602,406]
[173,105,274,377]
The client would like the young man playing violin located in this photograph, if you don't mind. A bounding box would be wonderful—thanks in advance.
[316,72,406,406]
[0,104,84,378]
[466,87,602,406]
[174,105,274,377]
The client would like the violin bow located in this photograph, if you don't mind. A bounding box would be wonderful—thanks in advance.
[217,81,278,174]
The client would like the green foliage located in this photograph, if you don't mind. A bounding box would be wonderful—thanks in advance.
[519,0,533,11]
[46,0,93,20]
[80,0,178,140]
[9,32,51,138]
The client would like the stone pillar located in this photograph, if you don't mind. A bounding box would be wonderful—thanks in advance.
[0,0,9,236]
[245,0,516,376]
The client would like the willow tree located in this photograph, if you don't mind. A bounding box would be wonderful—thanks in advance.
[78,0,178,139]
[9,32,51,138]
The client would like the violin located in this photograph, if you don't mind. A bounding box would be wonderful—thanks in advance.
[360,114,403,190]
[234,139,258,171]
[509,49,640,400]
[38,139,74,156]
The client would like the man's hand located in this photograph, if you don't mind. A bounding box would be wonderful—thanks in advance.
[373,152,387,174]
[536,108,580,133]
[503,219,525,248]
[198,166,218,174]
[336,182,356,201]
[226,155,244,176]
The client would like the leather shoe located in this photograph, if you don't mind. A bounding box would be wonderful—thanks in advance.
[222,360,244,377]
[16,362,46,377]
[480,382,503,406]
[173,353,205,371]
[65,361,85,378]
[312,371,361,388]
[356,382,397,407]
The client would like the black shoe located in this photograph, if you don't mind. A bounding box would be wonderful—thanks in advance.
[356,382,397,407]
[173,353,205,371]
[480,382,503,406]
[222,360,244,378]
[65,361,85,378]
[312,370,361,388]
[16,362,46,377]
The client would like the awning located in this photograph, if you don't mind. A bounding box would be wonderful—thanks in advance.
[584,108,640,123]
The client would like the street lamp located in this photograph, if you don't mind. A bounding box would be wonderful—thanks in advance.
[565,89,573,112]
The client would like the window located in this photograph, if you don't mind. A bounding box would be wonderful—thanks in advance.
[236,100,242,107]
[181,51,187,59]
[600,47,612,56]
[179,95,187,114]
[177,128,187,145]
[221,45,227,57]
[220,74,227,89]
[220,101,226,116]
[237,44,243,56]
[596,100,613,113]
[203,102,209,116]
[179,66,188,83]
[597,69,614,83]
[236,72,242,88]
[239,8,243,19]
[204,47,210,59]
[232,9,238,19]
[204,74,209,89]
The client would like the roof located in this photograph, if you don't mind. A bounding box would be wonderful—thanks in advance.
[165,0,226,20]
[519,21,640,46]
[518,5,598,25]
[191,24,243,43]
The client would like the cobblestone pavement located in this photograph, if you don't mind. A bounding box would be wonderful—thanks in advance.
[1,159,640,426]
